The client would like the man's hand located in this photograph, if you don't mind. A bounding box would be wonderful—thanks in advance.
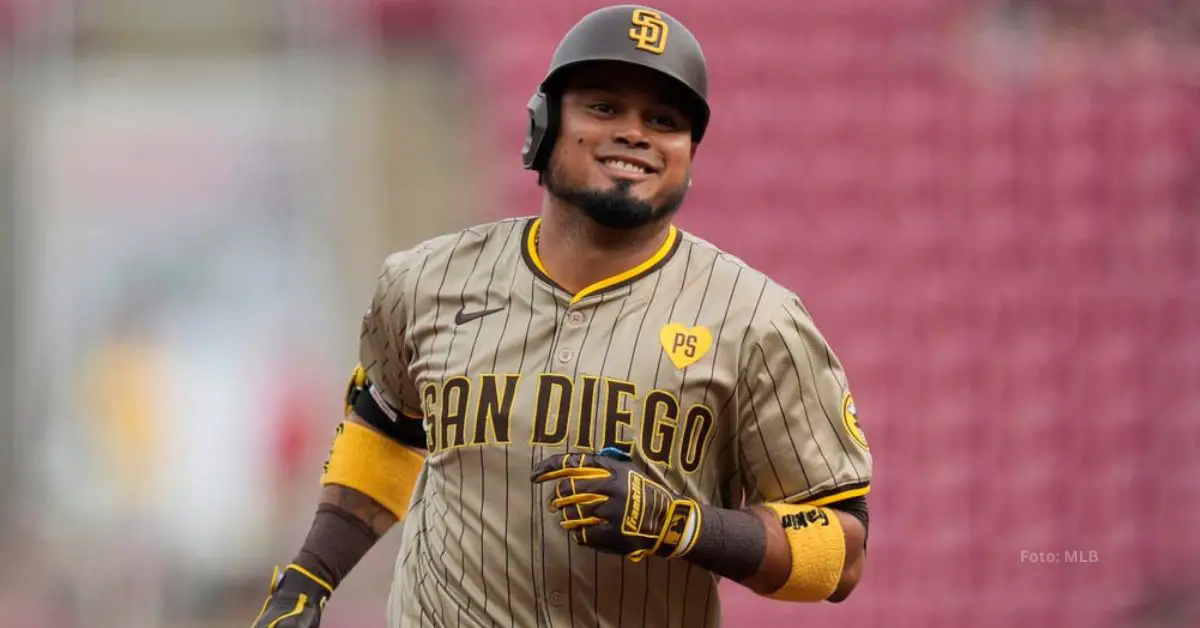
[251,565,332,628]
[531,448,700,562]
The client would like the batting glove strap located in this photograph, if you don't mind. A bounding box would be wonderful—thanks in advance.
[251,565,331,628]
[655,499,703,559]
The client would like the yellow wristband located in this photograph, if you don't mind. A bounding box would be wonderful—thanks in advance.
[762,503,846,603]
[319,421,424,519]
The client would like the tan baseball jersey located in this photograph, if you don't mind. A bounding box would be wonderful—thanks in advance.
[357,216,872,628]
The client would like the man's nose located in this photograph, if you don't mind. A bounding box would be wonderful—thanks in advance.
[612,113,651,150]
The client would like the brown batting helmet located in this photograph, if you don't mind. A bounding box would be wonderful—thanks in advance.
[520,5,711,172]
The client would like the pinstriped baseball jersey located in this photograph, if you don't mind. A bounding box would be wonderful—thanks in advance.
[357,216,872,628]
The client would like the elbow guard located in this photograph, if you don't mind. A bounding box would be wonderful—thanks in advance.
[320,421,424,520]
[761,503,847,603]
[345,364,428,450]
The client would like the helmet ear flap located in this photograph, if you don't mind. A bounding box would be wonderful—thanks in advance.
[521,90,559,172]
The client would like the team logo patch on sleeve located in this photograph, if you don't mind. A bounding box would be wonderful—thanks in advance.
[659,323,712,369]
[842,391,869,450]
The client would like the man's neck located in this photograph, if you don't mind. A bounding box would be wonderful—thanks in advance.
[536,202,672,296]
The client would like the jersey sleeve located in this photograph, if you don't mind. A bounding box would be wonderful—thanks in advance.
[358,251,424,420]
[736,294,872,507]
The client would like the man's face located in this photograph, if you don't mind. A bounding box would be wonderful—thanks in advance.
[542,62,696,230]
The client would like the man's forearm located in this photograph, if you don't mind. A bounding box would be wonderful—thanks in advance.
[682,504,866,599]
[681,505,789,593]
[319,483,398,537]
[290,484,398,590]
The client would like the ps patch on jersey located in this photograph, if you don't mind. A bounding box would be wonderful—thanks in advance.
[842,391,869,450]
[659,323,712,369]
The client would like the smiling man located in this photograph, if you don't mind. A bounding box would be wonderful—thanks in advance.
[253,5,874,628]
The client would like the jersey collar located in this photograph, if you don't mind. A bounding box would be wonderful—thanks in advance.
[520,217,681,305]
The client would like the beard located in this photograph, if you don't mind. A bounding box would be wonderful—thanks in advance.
[543,161,689,230]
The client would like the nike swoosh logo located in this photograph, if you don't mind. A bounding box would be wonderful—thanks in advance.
[455,306,505,325]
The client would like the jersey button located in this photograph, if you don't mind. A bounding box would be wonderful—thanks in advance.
[557,348,573,363]
[568,311,586,325]
[549,590,564,607]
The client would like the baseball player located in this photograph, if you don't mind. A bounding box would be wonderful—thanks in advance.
[253,5,872,627]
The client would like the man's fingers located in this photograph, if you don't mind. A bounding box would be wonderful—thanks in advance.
[550,491,608,511]
[561,516,605,530]
[531,452,611,482]
[530,453,565,478]
[546,474,608,510]
[534,466,611,483]
[530,452,577,479]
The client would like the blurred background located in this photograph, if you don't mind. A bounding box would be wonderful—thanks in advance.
[0,0,1197,627]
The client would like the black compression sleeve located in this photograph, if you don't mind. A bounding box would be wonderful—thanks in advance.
[684,506,768,582]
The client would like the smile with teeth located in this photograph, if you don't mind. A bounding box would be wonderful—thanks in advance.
[601,158,649,175]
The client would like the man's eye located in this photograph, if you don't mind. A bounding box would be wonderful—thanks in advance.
[589,103,614,114]
[652,116,679,129]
